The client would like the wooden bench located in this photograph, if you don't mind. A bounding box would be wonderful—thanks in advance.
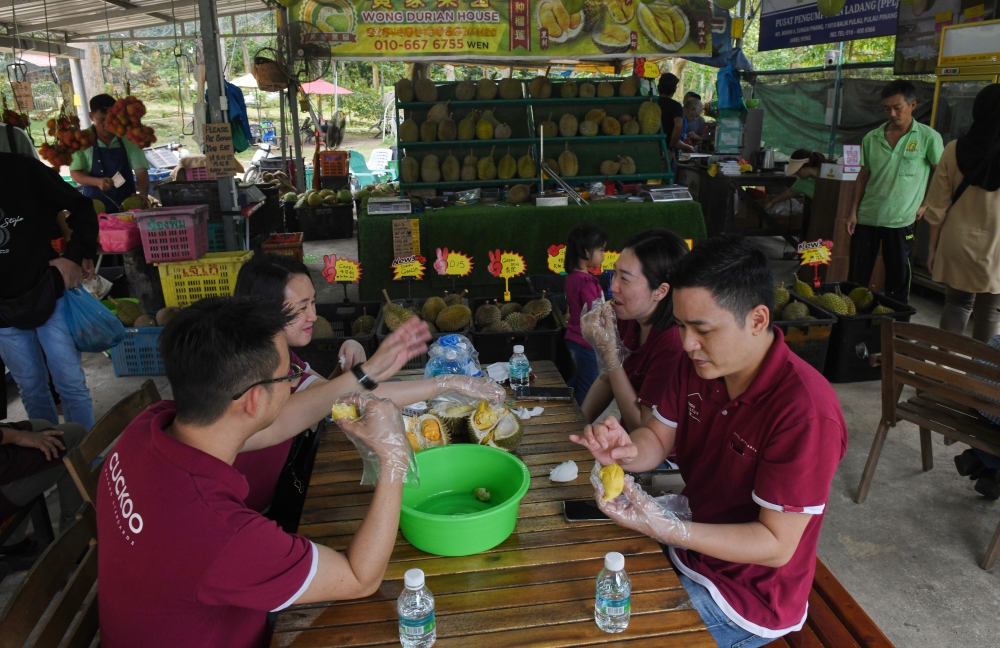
[0,493,55,553]
[853,321,1000,569]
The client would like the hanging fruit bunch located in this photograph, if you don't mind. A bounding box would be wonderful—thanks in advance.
[1,96,30,130]
[105,96,156,148]
[39,114,95,168]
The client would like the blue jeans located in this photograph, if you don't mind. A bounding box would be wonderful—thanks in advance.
[0,297,94,429]
[975,449,1000,471]
[676,569,773,648]
[565,339,598,405]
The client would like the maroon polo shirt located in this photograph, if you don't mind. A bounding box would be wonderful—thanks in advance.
[233,350,317,512]
[97,401,318,648]
[618,319,686,416]
[652,328,847,638]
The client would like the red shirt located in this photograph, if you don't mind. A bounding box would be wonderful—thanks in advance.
[564,271,604,347]
[619,319,686,413]
[652,328,847,638]
[233,350,316,512]
[97,401,318,648]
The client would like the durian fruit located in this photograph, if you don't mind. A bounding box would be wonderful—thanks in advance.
[468,403,523,452]
[558,143,579,177]
[818,292,848,316]
[312,316,335,338]
[427,101,450,123]
[414,71,437,102]
[523,291,553,320]
[419,120,438,142]
[457,112,477,140]
[637,98,662,135]
[476,78,497,100]
[468,400,502,439]
[426,322,439,335]
[622,120,641,135]
[400,155,420,183]
[405,416,422,453]
[500,302,522,317]
[599,464,625,502]
[561,80,578,98]
[477,146,497,180]
[578,120,599,137]
[476,115,495,140]
[444,289,468,306]
[835,286,857,316]
[781,301,809,321]
[438,114,457,141]
[415,413,450,449]
[618,155,636,175]
[848,286,874,312]
[537,113,557,139]
[483,319,514,333]
[155,306,181,326]
[559,113,579,137]
[601,116,621,136]
[330,403,360,421]
[579,81,597,98]
[455,79,476,101]
[597,81,615,97]
[481,109,501,127]
[421,154,441,182]
[498,148,518,180]
[395,78,414,103]
[432,402,475,442]
[600,159,621,175]
[498,77,523,100]
[382,290,415,331]
[460,150,478,181]
[437,304,472,332]
[507,184,531,204]
[504,311,538,331]
[583,0,607,31]
[475,301,502,328]
[794,278,814,298]
[872,304,895,315]
[774,283,790,312]
[134,315,157,328]
[543,158,560,178]
[619,75,640,97]
[441,152,461,182]
[618,114,633,125]
[351,308,376,335]
[474,488,491,502]
[114,300,142,327]
[584,108,607,123]
[517,148,537,179]
[422,296,447,323]
[528,75,552,99]
[398,117,419,142]
[494,123,512,139]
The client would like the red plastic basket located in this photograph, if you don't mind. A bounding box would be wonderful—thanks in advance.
[133,205,210,264]
[184,166,211,181]
[319,151,348,177]
[261,232,304,261]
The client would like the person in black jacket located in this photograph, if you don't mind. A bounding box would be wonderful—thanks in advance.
[0,153,98,430]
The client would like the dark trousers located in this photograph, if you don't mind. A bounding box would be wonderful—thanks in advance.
[849,223,915,304]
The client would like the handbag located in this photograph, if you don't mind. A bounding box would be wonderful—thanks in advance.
[251,48,288,92]
[62,287,126,352]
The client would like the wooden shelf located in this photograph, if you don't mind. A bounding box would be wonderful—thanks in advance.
[399,133,666,150]
[398,172,673,190]
[396,95,656,110]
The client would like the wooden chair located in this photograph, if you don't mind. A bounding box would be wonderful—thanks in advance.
[853,320,1000,569]
[64,379,160,505]
[0,493,55,551]
[0,502,99,648]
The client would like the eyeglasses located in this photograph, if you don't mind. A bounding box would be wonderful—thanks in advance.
[231,365,304,400]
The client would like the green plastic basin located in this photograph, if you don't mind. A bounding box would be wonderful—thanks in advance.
[400,444,531,557]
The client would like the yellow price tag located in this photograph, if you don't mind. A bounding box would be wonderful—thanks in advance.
[500,252,526,279]
[335,259,361,283]
[796,239,833,266]
[392,256,425,281]
[547,245,567,274]
[601,251,620,273]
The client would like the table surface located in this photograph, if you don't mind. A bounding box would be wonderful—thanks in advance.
[270,361,715,647]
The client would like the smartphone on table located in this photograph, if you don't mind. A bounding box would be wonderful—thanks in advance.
[514,386,574,401]
[563,499,610,522]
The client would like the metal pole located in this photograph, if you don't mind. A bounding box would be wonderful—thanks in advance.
[69,58,91,127]
[828,42,844,160]
[288,82,305,191]
[334,63,339,116]
[198,0,240,251]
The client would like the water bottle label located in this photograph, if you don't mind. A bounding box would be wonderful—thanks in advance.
[597,595,631,617]
[400,611,435,636]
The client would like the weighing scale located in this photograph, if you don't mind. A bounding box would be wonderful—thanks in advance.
[640,185,693,203]
[367,197,412,215]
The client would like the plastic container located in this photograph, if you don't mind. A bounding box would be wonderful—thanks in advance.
[789,281,916,383]
[157,181,223,220]
[295,204,353,241]
[319,150,349,177]
[134,206,210,263]
[595,552,631,633]
[110,326,166,377]
[101,297,140,316]
[156,251,254,308]
[376,297,470,371]
[470,295,566,366]
[509,345,530,388]
[261,232,304,261]
[398,569,436,648]
[400,444,531,556]
[292,301,382,377]
[182,166,210,181]
[770,294,837,374]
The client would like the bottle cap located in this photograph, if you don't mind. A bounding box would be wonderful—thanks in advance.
[605,552,625,572]
[404,568,425,590]
[513,345,525,354]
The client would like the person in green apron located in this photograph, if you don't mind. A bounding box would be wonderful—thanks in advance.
[69,94,150,212]
[763,149,827,241]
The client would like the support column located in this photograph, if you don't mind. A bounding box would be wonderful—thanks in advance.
[69,58,90,127]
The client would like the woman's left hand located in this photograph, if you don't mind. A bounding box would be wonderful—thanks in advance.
[338,340,367,371]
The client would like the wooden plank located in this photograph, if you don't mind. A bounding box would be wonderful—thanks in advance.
[805,590,861,648]
[812,560,895,648]
[784,623,825,648]
[897,402,1000,457]
[894,339,1000,384]
[894,369,1000,423]
[895,356,1000,419]
[894,323,1000,370]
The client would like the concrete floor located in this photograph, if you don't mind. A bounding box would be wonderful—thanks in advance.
[3,235,998,646]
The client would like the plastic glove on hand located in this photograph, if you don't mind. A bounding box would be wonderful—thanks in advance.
[436,374,506,407]
[336,392,416,485]
[590,462,693,547]
[579,300,627,375]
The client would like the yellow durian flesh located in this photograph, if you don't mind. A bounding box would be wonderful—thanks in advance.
[330,403,359,421]
[599,464,625,502]
[422,418,442,442]
[472,400,501,431]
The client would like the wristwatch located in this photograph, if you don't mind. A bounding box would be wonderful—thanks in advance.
[351,364,378,390]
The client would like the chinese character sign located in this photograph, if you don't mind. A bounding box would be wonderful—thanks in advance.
[392,255,426,280]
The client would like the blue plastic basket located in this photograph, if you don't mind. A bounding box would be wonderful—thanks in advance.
[207,220,245,252]
[111,327,166,377]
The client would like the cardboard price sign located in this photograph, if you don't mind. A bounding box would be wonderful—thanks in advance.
[392,255,425,281]
[202,123,237,178]
[433,248,473,277]
[797,239,834,288]
[392,218,421,258]
[601,251,620,273]
[11,82,34,111]
[547,245,567,274]
[321,254,362,283]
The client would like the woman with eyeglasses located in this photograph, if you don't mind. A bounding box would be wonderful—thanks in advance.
[232,254,504,513]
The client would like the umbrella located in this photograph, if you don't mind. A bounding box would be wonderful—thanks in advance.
[300,80,352,95]
[230,73,258,89]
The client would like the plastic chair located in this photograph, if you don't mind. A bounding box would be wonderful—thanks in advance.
[349,150,391,187]
[368,148,393,170]
[260,120,277,144]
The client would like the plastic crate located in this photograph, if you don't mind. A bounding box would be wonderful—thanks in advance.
[319,150,349,177]
[182,167,210,181]
[790,281,916,383]
[261,232,304,261]
[207,220,246,253]
[376,297,470,371]
[134,206,210,263]
[771,294,837,374]
[156,251,254,308]
[293,302,383,377]
[295,204,353,241]
[470,295,566,366]
[111,327,166,377]
[158,181,223,220]
[259,158,288,173]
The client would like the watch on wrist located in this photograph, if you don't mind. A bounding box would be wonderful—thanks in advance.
[351,364,378,390]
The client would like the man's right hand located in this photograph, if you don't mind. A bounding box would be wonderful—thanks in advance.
[846,210,858,236]
[359,317,431,384]
[49,257,83,289]
[570,416,638,467]
[97,177,114,192]
[336,392,411,483]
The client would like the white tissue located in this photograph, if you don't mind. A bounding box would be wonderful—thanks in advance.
[549,460,579,482]
[513,406,544,420]
[487,362,510,383]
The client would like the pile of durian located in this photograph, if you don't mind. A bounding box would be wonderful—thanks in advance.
[405,400,524,454]
[473,292,554,333]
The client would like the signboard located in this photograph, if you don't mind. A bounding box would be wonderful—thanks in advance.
[433,247,473,276]
[758,0,899,52]
[202,123,237,178]
[894,2,998,73]
[11,82,34,111]
[392,254,426,280]
[284,0,714,60]
[322,254,362,282]
[392,218,421,258]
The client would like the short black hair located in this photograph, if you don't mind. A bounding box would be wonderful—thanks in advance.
[565,224,607,269]
[668,234,773,327]
[684,91,701,101]
[234,253,312,305]
[658,73,679,97]
[881,80,917,104]
[622,228,689,330]
[89,94,117,113]
[160,297,293,426]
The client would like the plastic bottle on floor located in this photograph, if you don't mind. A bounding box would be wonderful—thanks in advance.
[595,551,631,633]
[398,568,436,647]
[509,345,530,389]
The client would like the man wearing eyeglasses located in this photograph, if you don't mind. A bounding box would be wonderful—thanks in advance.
[96,297,432,648]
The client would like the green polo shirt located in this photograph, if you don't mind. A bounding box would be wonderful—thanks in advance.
[857,120,943,228]
[790,176,815,199]
[69,135,150,173]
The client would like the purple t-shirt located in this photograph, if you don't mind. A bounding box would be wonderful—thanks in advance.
[564,271,604,347]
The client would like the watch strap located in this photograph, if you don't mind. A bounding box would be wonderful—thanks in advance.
[351,364,377,390]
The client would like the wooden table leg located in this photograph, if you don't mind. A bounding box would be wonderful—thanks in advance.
[919,427,933,471]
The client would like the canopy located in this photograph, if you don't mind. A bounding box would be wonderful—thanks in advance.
[230,73,258,89]
[300,80,352,96]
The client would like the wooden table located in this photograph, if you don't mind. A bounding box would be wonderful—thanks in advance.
[271,361,715,647]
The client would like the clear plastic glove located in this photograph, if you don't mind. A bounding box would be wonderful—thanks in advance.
[334,392,418,486]
[435,374,506,407]
[590,462,692,548]
[580,300,628,376]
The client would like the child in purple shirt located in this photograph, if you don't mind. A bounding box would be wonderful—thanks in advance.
[564,224,607,404]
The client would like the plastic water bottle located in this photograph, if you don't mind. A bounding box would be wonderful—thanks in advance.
[595,552,631,633]
[398,568,436,647]
[509,345,530,388]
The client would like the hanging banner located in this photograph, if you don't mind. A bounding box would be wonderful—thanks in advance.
[283,0,714,60]
[757,0,899,52]
[893,2,998,74]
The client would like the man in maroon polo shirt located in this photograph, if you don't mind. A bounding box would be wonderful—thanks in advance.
[572,234,847,647]
[97,297,430,648]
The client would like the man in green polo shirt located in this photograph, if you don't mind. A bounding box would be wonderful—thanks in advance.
[847,80,943,303]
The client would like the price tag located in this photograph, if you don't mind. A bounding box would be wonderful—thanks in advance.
[797,239,833,289]
[203,123,237,178]
[433,247,473,277]
[321,255,362,283]
[685,238,694,250]
[489,250,526,301]
[12,82,34,111]
[392,218,422,258]
[601,251,620,273]
[547,245,566,274]
[392,255,425,281]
